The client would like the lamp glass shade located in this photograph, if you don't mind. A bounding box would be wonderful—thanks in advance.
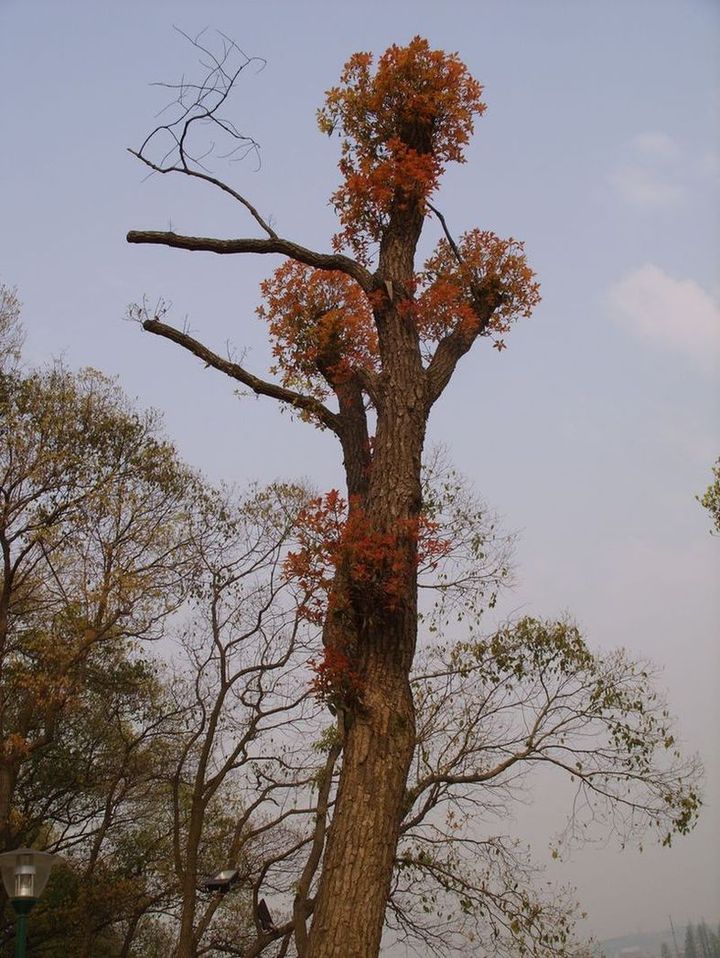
[0,848,58,900]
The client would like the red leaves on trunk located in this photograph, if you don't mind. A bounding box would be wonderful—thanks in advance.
[309,646,365,709]
[286,490,451,626]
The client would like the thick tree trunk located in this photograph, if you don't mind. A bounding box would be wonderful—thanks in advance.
[308,291,426,956]
[176,880,198,958]
[306,650,415,958]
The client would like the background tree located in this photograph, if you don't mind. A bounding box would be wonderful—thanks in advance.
[699,459,720,534]
[694,921,720,958]
[1,660,181,958]
[0,301,213,955]
[0,358,203,847]
[390,618,700,955]
[0,286,23,375]
[162,482,324,958]
[687,924,700,958]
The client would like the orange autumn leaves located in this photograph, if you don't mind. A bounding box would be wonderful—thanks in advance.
[257,262,377,399]
[256,39,540,395]
[418,230,541,349]
[317,36,486,259]
[308,646,364,711]
[286,490,451,627]
[257,229,540,399]
[289,490,451,705]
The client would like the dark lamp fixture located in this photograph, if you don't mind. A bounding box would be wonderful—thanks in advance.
[200,868,240,894]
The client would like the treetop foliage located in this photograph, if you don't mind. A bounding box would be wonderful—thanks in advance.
[249,37,542,417]
[317,37,485,257]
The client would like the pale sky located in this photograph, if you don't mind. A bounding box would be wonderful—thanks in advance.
[1,0,718,947]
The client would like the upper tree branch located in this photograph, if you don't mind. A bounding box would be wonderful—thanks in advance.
[141,317,340,433]
[423,202,502,408]
[126,231,374,291]
[128,149,278,238]
[427,202,463,266]
[424,286,502,410]
[401,744,533,830]
[130,29,275,237]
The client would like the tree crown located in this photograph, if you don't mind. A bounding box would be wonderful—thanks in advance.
[318,36,486,258]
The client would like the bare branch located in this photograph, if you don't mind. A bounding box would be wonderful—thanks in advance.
[133,309,340,433]
[128,149,278,238]
[427,202,463,266]
[293,739,342,956]
[126,230,374,291]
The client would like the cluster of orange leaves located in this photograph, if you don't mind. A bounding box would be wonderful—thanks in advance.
[255,40,541,397]
[308,645,365,708]
[317,36,486,259]
[2,733,31,761]
[257,263,378,399]
[257,232,540,397]
[286,489,451,626]
[417,229,542,347]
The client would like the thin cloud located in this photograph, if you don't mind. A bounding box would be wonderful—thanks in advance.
[631,131,681,161]
[611,166,685,208]
[609,264,720,369]
[610,131,686,209]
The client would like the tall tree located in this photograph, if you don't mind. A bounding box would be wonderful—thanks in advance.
[126,35,692,957]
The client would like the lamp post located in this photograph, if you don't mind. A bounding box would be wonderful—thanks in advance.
[0,848,58,958]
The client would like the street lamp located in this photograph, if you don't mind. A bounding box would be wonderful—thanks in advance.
[0,848,59,958]
[199,868,240,894]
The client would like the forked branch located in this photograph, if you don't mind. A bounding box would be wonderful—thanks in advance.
[128,28,374,292]
[424,285,501,409]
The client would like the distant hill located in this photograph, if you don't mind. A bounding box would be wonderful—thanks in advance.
[597,923,720,958]
[596,928,677,958]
